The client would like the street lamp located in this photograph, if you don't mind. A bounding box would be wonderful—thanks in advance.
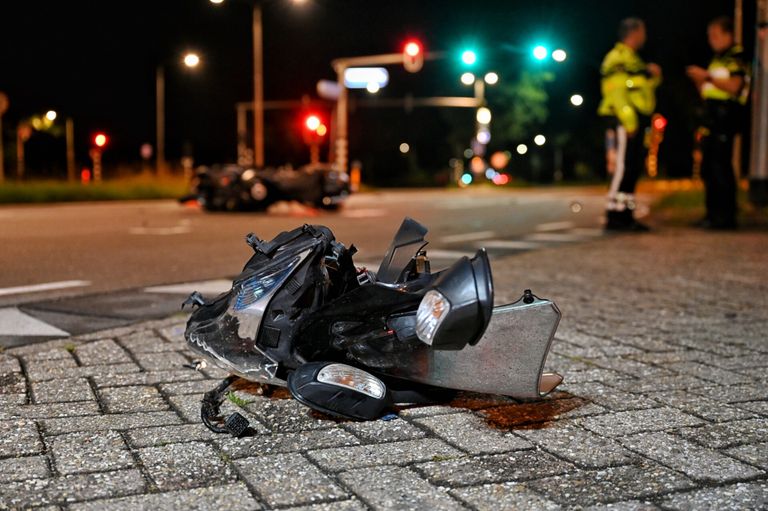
[156,52,202,176]
[460,72,475,85]
[534,134,546,146]
[484,72,499,85]
[209,0,306,168]
[552,49,567,62]
[570,94,584,106]
[45,110,57,122]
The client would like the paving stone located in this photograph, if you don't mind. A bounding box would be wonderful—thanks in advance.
[610,375,712,394]
[27,362,141,383]
[450,482,562,510]
[282,500,367,511]
[133,351,191,372]
[99,385,169,413]
[397,405,462,418]
[725,442,768,470]
[236,453,348,508]
[659,481,768,511]
[564,382,660,412]
[244,397,341,432]
[0,469,146,508]
[69,482,261,511]
[619,431,762,483]
[581,407,705,437]
[138,441,236,491]
[516,420,638,468]
[33,377,95,404]
[677,419,768,449]
[565,368,635,384]
[0,393,26,405]
[17,346,75,362]
[477,397,606,428]
[736,400,768,415]
[126,423,221,448]
[92,370,204,388]
[25,356,79,379]
[117,330,177,353]
[0,455,50,482]
[42,411,184,435]
[159,380,213,396]
[415,449,572,487]
[218,428,359,458]
[0,371,27,394]
[75,325,141,342]
[75,339,132,366]
[157,323,188,344]
[646,390,756,422]
[691,384,768,404]
[1,401,100,420]
[717,354,768,370]
[583,500,660,510]
[0,419,43,456]
[664,362,753,386]
[342,417,426,443]
[589,358,675,379]
[50,430,134,475]
[0,354,22,372]
[413,412,532,454]
[307,438,462,472]
[338,465,464,510]
[526,461,696,507]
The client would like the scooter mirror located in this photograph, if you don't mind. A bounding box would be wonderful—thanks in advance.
[287,362,391,420]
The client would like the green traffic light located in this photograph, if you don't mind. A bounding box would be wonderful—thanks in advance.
[532,45,548,60]
[461,50,477,66]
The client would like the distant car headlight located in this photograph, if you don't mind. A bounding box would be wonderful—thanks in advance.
[416,290,451,345]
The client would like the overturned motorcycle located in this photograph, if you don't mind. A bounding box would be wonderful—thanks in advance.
[183,218,562,436]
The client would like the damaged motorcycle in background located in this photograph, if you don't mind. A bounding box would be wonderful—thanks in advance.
[183,218,562,436]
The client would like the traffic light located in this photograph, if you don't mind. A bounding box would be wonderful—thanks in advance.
[403,39,423,73]
[532,45,548,60]
[461,49,477,66]
[93,133,108,148]
[653,114,668,132]
[305,115,321,132]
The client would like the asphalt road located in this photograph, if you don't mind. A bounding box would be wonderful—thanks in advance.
[0,187,612,308]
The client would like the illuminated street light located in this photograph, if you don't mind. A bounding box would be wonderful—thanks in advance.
[570,94,584,106]
[461,50,477,66]
[484,72,499,85]
[534,134,546,146]
[460,72,475,85]
[516,143,528,155]
[366,82,380,93]
[209,0,224,3]
[552,49,567,62]
[399,142,410,153]
[45,110,57,122]
[476,107,492,125]
[183,53,201,68]
[532,45,548,60]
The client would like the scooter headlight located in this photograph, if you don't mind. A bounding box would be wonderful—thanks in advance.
[317,363,386,399]
[416,290,451,345]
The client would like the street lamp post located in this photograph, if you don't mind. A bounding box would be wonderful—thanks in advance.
[156,53,200,176]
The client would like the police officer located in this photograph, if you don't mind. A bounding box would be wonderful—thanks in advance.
[598,18,662,231]
[686,16,749,230]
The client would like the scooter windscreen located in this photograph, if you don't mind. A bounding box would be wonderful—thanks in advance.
[185,249,311,382]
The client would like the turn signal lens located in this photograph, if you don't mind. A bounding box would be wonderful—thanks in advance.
[317,364,386,399]
[416,290,451,345]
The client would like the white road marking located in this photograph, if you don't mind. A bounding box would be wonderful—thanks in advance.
[144,279,233,296]
[0,280,91,297]
[439,231,495,244]
[479,240,542,250]
[129,220,191,235]
[570,228,604,237]
[0,307,69,337]
[525,232,587,242]
[341,208,387,218]
[535,221,575,232]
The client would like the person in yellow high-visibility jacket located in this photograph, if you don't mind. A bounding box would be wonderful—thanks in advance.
[598,18,662,231]
[686,16,749,230]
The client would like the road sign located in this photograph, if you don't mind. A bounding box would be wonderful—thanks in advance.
[343,67,389,89]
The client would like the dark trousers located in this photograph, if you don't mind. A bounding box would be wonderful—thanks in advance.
[605,116,649,223]
[701,101,740,226]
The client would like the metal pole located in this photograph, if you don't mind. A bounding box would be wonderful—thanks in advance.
[335,64,348,171]
[253,3,264,167]
[236,103,248,165]
[0,113,4,183]
[750,0,768,205]
[156,65,166,176]
[66,118,75,182]
[16,126,24,180]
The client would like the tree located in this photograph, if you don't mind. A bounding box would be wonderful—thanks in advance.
[490,70,554,143]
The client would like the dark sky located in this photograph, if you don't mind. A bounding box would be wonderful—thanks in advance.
[0,0,750,178]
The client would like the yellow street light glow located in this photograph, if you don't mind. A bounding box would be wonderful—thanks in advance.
[183,53,201,68]
[476,107,492,125]
[45,110,57,122]
[399,143,410,153]
[534,134,546,146]
[366,82,380,93]
[460,72,475,85]
[484,72,499,85]
[552,49,567,62]
[316,124,327,136]
[570,94,584,106]
[516,143,528,155]
[209,0,224,4]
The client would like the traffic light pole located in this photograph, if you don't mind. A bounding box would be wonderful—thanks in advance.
[750,0,768,206]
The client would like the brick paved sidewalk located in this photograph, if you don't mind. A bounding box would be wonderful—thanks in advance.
[1,228,767,510]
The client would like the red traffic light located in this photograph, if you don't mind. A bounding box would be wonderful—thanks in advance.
[305,115,321,132]
[93,133,108,147]
[404,40,421,57]
[652,114,668,132]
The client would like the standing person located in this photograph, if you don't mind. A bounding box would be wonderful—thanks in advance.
[598,17,662,231]
[686,16,749,230]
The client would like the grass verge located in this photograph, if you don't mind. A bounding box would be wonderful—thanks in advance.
[0,176,189,204]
